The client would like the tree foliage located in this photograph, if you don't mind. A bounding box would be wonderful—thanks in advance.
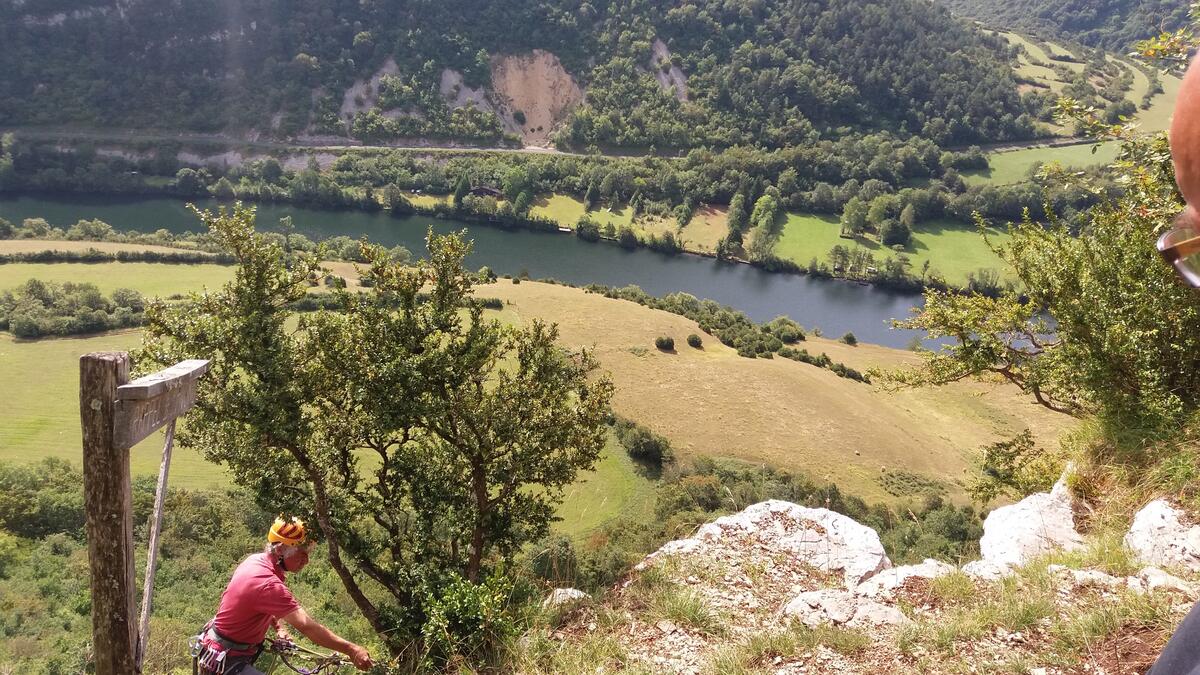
[140,204,613,656]
[886,101,1200,429]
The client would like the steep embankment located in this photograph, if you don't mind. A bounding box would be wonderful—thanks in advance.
[537,492,1198,673]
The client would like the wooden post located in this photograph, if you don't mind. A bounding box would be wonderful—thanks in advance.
[80,352,137,675]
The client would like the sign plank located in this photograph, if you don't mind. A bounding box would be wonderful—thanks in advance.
[112,360,210,450]
[116,359,210,400]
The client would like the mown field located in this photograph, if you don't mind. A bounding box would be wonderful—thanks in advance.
[772,212,1011,285]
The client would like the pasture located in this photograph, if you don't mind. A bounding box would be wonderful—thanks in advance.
[772,212,1011,286]
[485,279,1073,503]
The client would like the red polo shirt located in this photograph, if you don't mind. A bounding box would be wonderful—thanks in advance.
[212,552,301,646]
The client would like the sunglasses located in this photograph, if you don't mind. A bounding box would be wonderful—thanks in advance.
[1157,210,1200,287]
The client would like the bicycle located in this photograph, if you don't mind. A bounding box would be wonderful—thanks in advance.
[260,637,351,675]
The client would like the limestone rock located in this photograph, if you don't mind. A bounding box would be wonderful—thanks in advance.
[978,474,1082,567]
[855,558,956,598]
[1134,566,1197,595]
[1047,565,1124,589]
[639,500,890,587]
[1125,500,1200,572]
[542,587,589,608]
[962,559,1013,581]
[781,589,909,628]
[849,599,911,627]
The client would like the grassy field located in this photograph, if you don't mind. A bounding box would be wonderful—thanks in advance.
[772,212,1010,286]
[992,31,1180,137]
[966,142,1122,186]
[0,240,210,255]
[679,205,728,253]
[555,437,657,538]
[531,194,635,229]
[0,260,235,296]
[1138,67,1183,133]
[405,191,450,208]
[0,330,225,489]
[485,279,1074,503]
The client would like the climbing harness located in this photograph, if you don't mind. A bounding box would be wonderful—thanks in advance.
[189,621,261,674]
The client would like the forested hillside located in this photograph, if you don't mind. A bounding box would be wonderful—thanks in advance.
[1,0,1034,148]
[938,0,1190,50]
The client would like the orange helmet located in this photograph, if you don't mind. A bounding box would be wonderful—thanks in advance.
[268,516,308,546]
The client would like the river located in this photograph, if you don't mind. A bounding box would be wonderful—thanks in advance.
[0,193,929,348]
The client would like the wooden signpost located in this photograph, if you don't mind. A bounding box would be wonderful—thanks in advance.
[80,352,210,674]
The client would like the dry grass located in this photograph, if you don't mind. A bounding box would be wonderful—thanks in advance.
[483,280,1075,502]
[679,205,728,253]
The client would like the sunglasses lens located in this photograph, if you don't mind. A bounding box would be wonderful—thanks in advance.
[1158,225,1200,286]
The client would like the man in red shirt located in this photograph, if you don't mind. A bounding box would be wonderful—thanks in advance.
[195,517,373,673]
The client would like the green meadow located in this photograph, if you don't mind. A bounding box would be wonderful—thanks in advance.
[772,213,1010,286]
[0,261,235,296]
[966,142,1122,186]
[531,194,635,229]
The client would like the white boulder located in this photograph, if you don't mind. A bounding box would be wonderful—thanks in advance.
[855,558,956,599]
[978,474,1082,567]
[542,587,589,608]
[1124,500,1200,572]
[638,500,891,587]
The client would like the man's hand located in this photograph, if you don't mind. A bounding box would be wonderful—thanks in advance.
[345,643,373,671]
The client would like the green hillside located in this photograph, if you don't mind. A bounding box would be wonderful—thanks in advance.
[1,0,1034,148]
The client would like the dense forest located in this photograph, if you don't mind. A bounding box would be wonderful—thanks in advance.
[938,0,1190,50]
[1,0,1035,148]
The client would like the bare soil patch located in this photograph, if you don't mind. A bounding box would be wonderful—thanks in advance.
[489,50,583,147]
[1075,624,1166,675]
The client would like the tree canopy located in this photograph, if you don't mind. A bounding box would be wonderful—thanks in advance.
[140,204,613,661]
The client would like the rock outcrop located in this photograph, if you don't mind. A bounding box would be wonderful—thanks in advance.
[638,500,891,588]
[855,558,956,599]
[977,474,1083,567]
[1125,499,1200,572]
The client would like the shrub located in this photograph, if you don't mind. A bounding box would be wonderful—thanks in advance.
[654,336,674,351]
[686,333,702,348]
[420,572,521,670]
[841,332,858,346]
[613,417,674,469]
[575,217,601,242]
[617,226,639,249]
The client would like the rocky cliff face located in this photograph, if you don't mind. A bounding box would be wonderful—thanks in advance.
[544,491,1200,674]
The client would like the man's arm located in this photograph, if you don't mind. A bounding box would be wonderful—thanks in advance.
[280,606,373,671]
